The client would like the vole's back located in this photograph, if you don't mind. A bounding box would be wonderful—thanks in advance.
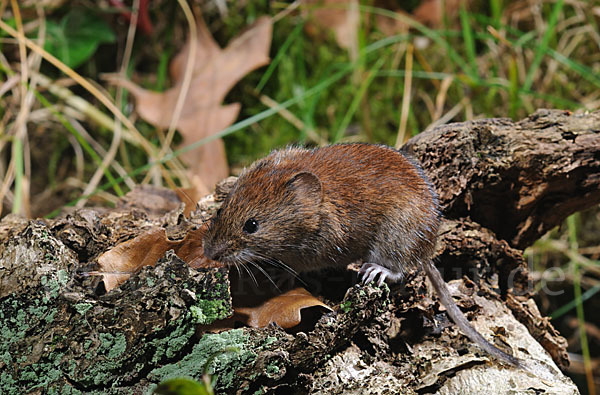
[250,144,440,274]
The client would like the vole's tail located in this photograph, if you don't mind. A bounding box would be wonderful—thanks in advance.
[423,260,523,368]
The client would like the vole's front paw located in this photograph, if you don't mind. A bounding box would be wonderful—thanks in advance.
[359,263,402,286]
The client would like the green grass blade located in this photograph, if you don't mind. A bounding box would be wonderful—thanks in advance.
[155,50,171,91]
[522,0,565,92]
[11,136,23,214]
[377,70,452,80]
[551,283,600,319]
[548,48,600,88]
[472,11,600,92]
[334,56,386,142]
[475,11,600,92]
[508,57,519,119]
[256,21,304,93]
[490,0,502,29]
[567,214,595,393]
[459,4,477,79]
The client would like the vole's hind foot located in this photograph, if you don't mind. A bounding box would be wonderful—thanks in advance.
[359,263,403,286]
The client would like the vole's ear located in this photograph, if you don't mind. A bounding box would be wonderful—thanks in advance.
[287,172,323,204]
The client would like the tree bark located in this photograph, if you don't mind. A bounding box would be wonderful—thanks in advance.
[1,109,594,394]
[405,109,600,249]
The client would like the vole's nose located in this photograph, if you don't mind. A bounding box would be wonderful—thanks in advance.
[203,242,224,261]
[203,245,216,260]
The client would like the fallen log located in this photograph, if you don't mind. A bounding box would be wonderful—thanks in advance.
[2,109,594,393]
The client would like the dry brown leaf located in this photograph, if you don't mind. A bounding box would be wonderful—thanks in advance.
[235,287,332,329]
[374,9,411,37]
[305,0,463,50]
[108,15,272,194]
[305,0,359,51]
[115,185,202,218]
[412,0,462,27]
[374,0,465,35]
[174,187,203,217]
[97,225,221,292]
[115,185,185,216]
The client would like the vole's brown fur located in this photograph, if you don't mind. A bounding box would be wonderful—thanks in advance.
[203,143,521,367]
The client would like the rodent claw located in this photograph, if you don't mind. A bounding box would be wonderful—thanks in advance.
[366,270,378,284]
[359,263,389,286]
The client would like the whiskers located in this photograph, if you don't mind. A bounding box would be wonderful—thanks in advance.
[229,250,306,291]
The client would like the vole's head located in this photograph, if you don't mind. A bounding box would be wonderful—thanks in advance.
[203,160,323,268]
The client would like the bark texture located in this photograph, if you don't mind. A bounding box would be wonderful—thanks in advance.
[405,109,600,249]
[1,109,595,394]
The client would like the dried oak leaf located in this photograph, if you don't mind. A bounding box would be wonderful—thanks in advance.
[412,0,462,27]
[109,15,272,195]
[116,185,203,218]
[235,287,333,329]
[116,185,185,217]
[98,225,221,292]
[174,187,204,217]
[304,0,359,50]
[373,0,465,35]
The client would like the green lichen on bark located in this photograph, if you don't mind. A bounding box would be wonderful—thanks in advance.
[61,253,233,390]
[99,332,127,359]
[149,320,197,363]
[0,221,234,393]
[148,329,256,390]
[190,299,230,325]
[0,222,76,394]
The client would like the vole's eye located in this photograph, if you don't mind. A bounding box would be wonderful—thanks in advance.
[243,218,259,234]
[216,208,222,217]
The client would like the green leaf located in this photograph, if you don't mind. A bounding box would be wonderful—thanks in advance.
[154,377,212,395]
[44,8,115,69]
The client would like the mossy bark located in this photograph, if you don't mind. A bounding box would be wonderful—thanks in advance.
[1,109,595,394]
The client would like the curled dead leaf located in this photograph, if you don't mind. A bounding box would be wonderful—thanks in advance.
[97,225,221,292]
[235,287,333,329]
